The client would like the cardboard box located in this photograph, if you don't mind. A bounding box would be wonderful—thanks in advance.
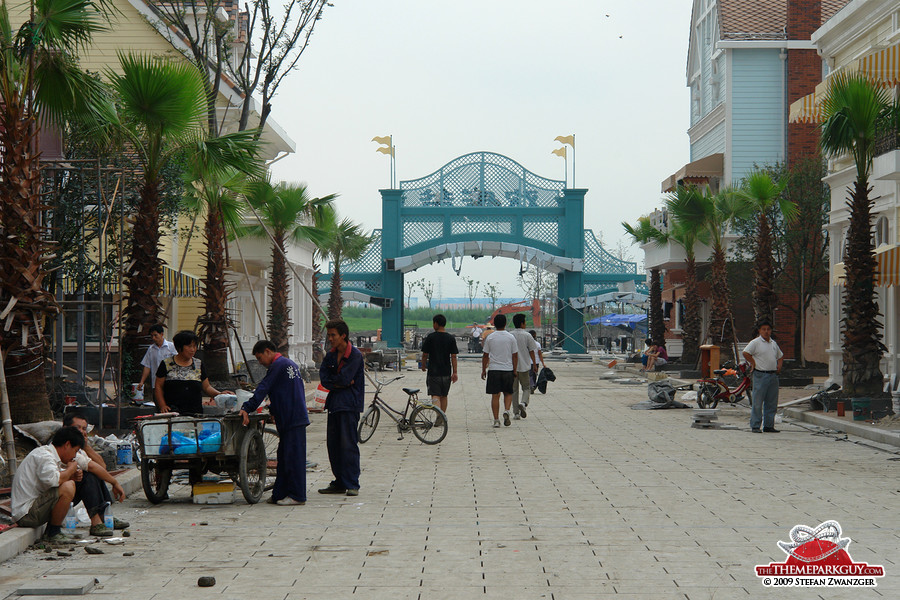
[192,481,235,504]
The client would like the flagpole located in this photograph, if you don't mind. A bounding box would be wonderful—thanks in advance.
[390,135,395,188]
[564,154,568,188]
[572,134,576,188]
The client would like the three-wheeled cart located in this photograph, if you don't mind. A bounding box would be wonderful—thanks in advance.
[136,413,267,504]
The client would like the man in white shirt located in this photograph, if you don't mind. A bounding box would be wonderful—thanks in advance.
[481,314,518,428]
[510,313,538,420]
[137,324,176,397]
[742,321,784,433]
[11,426,123,542]
[470,322,484,353]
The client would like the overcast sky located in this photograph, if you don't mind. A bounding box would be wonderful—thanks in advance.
[269,0,692,299]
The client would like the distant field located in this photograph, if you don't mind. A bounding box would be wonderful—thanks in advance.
[342,318,477,332]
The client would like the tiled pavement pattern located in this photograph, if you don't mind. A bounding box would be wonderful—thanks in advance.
[1,361,898,599]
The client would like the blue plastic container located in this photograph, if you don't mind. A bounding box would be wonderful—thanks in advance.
[116,443,133,465]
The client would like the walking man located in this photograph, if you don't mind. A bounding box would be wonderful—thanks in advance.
[510,313,538,419]
[137,324,175,397]
[481,314,517,428]
[420,314,458,414]
[239,340,309,505]
[319,320,365,496]
[742,321,784,433]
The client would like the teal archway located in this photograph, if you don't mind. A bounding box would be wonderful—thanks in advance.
[323,151,643,353]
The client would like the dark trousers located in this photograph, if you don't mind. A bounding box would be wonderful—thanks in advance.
[326,411,360,490]
[75,472,111,518]
[273,425,307,502]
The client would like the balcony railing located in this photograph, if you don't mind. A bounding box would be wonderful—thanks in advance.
[875,121,899,157]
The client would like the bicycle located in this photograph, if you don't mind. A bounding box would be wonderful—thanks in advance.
[696,361,754,409]
[358,372,448,444]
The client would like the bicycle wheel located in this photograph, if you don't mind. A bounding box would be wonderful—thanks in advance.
[140,458,172,504]
[238,429,267,504]
[698,383,718,409]
[410,404,447,445]
[358,405,380,443]
[262,427,279,465]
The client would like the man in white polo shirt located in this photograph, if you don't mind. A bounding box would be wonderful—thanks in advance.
[742,321,784,433]
[481,314,518,428]
[137,324,176,398]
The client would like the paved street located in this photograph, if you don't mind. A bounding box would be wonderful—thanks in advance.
[1,360,898,599]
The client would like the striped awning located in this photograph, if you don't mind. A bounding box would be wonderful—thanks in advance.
[833,244,900,287]
[61,266,201,297]
[788,91,822,124]
[859,41,900,86]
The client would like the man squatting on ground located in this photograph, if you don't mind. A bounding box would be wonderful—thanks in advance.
[319,319,365,497]
[239,340,310,506]
[420,313,459,414]
[11,426,127,542]
[482,313,518,428]
[742,320,783,433]
[510,313,539,420]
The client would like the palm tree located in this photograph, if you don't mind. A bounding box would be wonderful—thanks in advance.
[103,53,262,382]
[662,185,709,366]
[313,205,371,321]
[820,72,891,396]
[741,170,794,326]
[674,187,752,361]
[622,217,665,346]
[0,0,111,422]
[242,180,336,354]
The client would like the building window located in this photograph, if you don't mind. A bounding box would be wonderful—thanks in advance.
[875,216,890,247]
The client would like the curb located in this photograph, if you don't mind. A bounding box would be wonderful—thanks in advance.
[783,408,900,448]
[0,468,142,564]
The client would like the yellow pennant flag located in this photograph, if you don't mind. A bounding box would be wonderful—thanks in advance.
[376,146,395,156]
[554,134,575,147]
[551,147,567,158]
[372,135,391,145]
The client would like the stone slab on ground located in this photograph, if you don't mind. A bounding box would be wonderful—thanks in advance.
[16,575,96,595]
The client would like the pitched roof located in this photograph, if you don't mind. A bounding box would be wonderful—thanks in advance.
[719,0,850,41]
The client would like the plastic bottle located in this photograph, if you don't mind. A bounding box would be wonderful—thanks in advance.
[63,503,78,534]
[104,504,114,530]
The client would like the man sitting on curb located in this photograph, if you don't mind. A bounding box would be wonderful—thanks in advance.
[11,426,126,541]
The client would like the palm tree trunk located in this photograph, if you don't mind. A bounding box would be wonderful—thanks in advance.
[681,257,701,366]
[753,212,777,325]
[841,180,884,395]
[268,230,291,355]
[122,181,164,383]
[327,261,343,321]
[649,268,665,344]
[311,265,325,365]
[197,204,231,382]
[0,97,56,422]
[709,245,735,362]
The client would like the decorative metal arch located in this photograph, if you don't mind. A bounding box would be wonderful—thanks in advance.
[320,151,644,351]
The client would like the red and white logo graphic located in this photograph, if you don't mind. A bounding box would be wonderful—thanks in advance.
[756,521,884,588]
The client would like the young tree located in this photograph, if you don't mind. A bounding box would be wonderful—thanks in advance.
[662,186,709,366]
[483,282,502,313]
[103,53,263,382]
[241,181,335,354]
[463,277,480,310]
[741,170,794,326]
[406,278,419,309]
[0,0,112,421]
[622,218,665,346]
[419,280,435,309]
[313,205,371,321]
[820,73,891,395]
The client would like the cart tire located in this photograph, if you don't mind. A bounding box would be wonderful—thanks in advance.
[238,429,266,504]
[410,404,448,445]
[141,458,171,504]
[358,406,380,443]
[698,384,718,409]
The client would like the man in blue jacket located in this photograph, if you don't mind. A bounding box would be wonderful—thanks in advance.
[318,319,365,497]
[239,340,309,505]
